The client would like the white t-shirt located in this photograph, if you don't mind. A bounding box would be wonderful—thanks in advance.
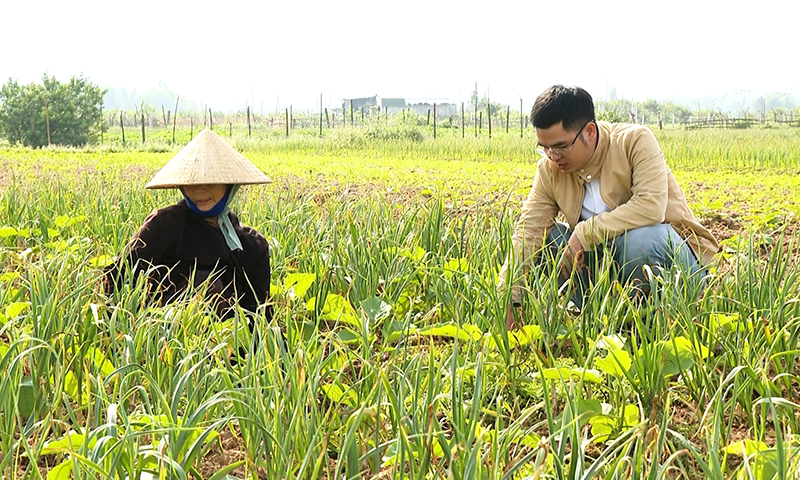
[581,178,611,221]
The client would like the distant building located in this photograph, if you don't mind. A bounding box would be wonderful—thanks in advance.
[378,97,406,114]
[341,95,456,118]
[342,96,378,113]
[408,102,458,117]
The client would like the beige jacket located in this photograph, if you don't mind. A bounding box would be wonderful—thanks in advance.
[498,121,719,302]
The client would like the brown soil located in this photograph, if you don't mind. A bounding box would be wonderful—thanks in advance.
[0,161,11,189]
[199,426,267,479]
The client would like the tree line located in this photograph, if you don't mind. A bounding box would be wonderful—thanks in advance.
[0,75,105,148]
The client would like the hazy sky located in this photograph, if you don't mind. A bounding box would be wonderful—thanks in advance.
[2,0,797,111]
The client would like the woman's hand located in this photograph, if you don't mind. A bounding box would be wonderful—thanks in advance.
[506,304,520,330]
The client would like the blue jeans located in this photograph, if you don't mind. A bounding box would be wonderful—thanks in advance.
[545,223,703,308]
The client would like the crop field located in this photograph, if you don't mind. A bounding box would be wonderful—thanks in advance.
[1,121,799,479]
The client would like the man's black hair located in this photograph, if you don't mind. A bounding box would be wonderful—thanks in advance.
[530,85,595,132]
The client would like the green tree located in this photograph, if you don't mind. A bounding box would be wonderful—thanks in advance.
[595,99,629,122]
[660,102,691,122]
[765,92,797,110]
[0,74,105,147]
[638,99,660,119]
[469,91,504,116]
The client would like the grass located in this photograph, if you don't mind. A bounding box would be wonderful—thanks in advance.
[0,123,799,479]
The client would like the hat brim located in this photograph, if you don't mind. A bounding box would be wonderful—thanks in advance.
[145,129,272,189]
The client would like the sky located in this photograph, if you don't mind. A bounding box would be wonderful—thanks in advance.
[2,0,798,112]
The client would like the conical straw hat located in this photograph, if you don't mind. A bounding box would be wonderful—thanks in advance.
[145,129,271,189]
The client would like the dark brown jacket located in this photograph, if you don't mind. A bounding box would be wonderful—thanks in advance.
[105,200,271,320]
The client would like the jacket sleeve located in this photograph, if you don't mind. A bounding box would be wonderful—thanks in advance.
[497,161,559,303]
[103,209,176,294]
[573,128,668,250]
[231,226,271,318]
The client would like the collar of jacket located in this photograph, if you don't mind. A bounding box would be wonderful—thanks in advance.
[572,120,611,184]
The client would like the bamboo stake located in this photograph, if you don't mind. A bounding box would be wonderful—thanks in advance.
[474,97,478,138]
[433,103,437,139]
[172,95,179,144]
[43,93,51,146]
[461,102,465,139]
[488,98,492,139]
[120,111,125,147]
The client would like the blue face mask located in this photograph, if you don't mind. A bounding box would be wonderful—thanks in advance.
[179,185,244,251]
[180,185,233,218]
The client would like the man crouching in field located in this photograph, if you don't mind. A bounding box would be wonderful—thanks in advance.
[498,85,719,329]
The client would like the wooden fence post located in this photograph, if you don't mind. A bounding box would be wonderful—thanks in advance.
[487,102,492,139]
[209,108,214,130]
[285,108,289,137]
[42,94,51,146]
[350,99,354,125]
[461,102,465,139]
[506,106,510,134]
[141,113,146,145]
[172,95,179,144]
[120,111,125,147]
[190,117,194,139]
[162,106,167,128]
[247,106,252,137]
[474,100,478,138]
[433,103,437,139]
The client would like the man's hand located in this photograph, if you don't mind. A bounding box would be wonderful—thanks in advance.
[560,232,586,279]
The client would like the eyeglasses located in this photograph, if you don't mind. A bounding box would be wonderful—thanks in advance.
[536,120,593,159]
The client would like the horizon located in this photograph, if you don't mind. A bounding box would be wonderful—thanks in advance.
[98,83,796,116]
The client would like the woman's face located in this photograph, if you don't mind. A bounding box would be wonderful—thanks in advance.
[183,184,228,212]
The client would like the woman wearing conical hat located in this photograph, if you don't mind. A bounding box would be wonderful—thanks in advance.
[104,129,272,324]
